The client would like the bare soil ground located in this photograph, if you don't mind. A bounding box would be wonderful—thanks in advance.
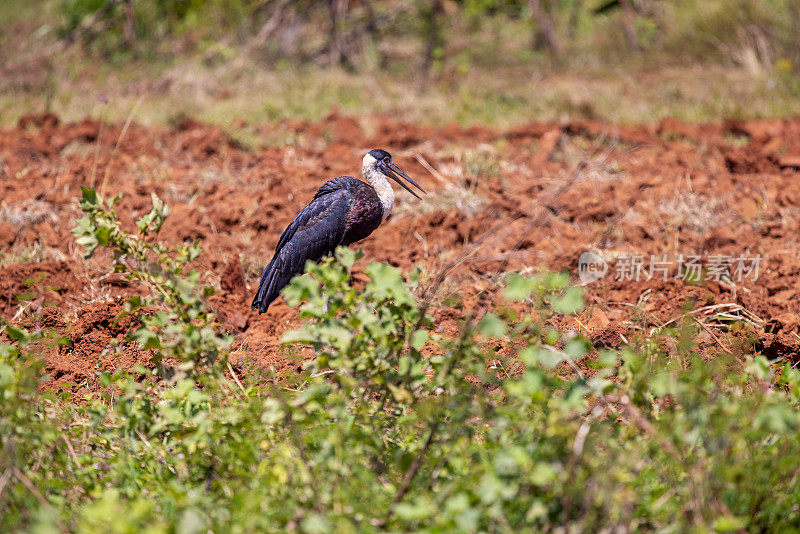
[1,112,799,394]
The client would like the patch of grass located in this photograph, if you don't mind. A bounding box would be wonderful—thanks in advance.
[723,131,751,147]
[397,185,487,218]
[22,273,47,286]
[3,53,800,130]
[0,200,56,228]
[3,1,800,130]
[0,243,68,269]
[658,191,735,233]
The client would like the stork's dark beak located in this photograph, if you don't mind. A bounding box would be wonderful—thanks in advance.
[386,162,426,199]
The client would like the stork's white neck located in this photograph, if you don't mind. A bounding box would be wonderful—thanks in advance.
[362,154,395,220]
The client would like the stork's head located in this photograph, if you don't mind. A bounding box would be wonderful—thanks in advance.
[362,149,426,199]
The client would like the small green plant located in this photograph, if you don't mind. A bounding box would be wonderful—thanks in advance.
[282,248,436,406]
[71,187,231,378]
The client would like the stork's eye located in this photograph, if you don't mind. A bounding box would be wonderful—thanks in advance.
[383,156,390,163]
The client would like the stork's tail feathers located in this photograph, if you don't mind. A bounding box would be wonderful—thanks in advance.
[251,262,281,313]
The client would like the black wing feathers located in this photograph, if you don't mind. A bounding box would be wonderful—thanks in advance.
[313,176,359,198]
[251,184,352,313]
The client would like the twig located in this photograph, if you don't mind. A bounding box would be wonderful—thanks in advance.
[308,4,409,62]
[135,429,152,449]
[61,0,125,47]
[0,468,11,500]
[562,353,586,380]
[100,95,143,199]
[285,418,326,513]
[380,421,440,527]
[62,434,83,469]
[89,121,104,189]
[618,394,679,457]
[310,369,337,377]
[692,316,728,352]
[10,467,67,532]
[413,153,454,187]
[245,0,292,52]
[380,319,473,528]
[562,403,605,521]
[227,361,247,394]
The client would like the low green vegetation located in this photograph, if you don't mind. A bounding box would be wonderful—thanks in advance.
[2,190,800,531]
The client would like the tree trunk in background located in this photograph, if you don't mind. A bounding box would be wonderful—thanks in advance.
[362,0,384,68]
[244,0,292,63]
[328,0,351,67]
[418,0,444,87]
[529,0,561,58]
[122,0,135,48]
[567,0,582,41]
[619,0,639,51]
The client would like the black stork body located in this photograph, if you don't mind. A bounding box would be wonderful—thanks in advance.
[251,149,425,313]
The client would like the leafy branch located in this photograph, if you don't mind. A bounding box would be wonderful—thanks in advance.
[72,187,231,377]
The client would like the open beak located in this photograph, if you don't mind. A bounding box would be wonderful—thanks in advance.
[386,162,427,200]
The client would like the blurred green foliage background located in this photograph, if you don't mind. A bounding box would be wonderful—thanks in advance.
[1,0,799,126]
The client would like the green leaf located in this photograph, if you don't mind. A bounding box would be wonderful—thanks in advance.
[280,326,317,346]
[551,286,584,314]
[0,344,20,358]
[598,349,619,367]
[545,272,570,290]
[177,508,204,534]
[530,462,557,486]
[410,330,428,351]
[301,514,330,534]
[504,273,536,301]
[712,516,746,532]
[5,325,29,341]
[745,355,771,380]
[282,273,321,307]
[75,234,100,258]
[534,348,563,369]
[365,262,413,304]
[125,296,145,312]
[261,398,285,425]
[479,312,507,338]
[564,338,589,358]
[395,499,436,521]
[335,246,357,268]
[79,186,100,210]
[96,225,112,246]
[134,328,162,350]
[388,383,414,404]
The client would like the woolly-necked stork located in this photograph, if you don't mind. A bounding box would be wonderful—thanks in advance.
[252,149,425,313]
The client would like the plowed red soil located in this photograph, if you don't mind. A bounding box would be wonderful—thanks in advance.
[1,112,799,394]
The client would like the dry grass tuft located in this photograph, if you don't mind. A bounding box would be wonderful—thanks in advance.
[657,192,734,233]
[0,200,57,228]
[399,186,487,218]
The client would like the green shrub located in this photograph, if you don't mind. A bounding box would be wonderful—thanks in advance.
[1,189,800,531]
[72,187,231,380]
